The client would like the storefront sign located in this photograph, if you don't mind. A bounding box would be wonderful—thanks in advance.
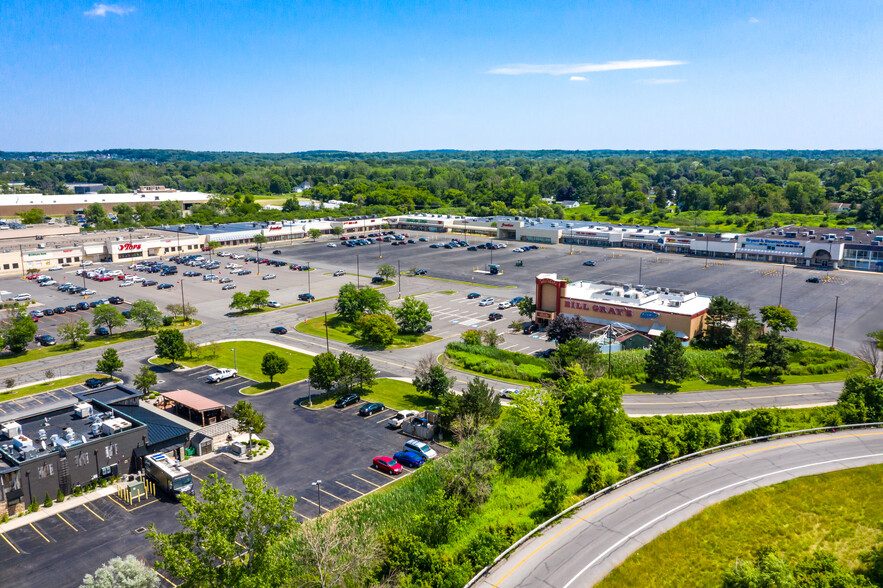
[501,223,515,227]
[564,300,633,317]
[743,237,801,248]
[641,311,660,319]
[119,243,141,251]
[665,238,691,244]
[268,226,282,230]
[535,311,555,320]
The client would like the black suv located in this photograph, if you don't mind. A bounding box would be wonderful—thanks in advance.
[523,323,539,335]
[335,394,360,408]
[84,377,104,389]
[371,276,385,284]
[35,335,56,346]
[298,293,315,301]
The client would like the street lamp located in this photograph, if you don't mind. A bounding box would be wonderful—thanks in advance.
[231,348,238,372]
[312,480,322,514]
[248,426,254,459]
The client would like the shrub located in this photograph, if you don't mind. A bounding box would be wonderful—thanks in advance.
[43,493,52,508]
[582,459,605,494]
[541,479,569,516]
[745,409,781,438]
[162,315,174,327]
[28,500,39,513]
[55,488,64,503]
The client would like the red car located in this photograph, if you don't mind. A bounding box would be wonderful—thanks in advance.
[26,274,45,280]
[372,456,403,475]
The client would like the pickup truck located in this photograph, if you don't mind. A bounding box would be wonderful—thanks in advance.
[387,410,418,429]
[206,368,238,383]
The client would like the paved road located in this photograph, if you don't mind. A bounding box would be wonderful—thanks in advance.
[475,429,883,588]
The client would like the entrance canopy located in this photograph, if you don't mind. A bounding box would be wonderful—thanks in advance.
[160,390,226,426]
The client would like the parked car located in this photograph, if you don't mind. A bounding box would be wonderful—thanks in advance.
[142,280,158,287]
[76,302,90,311]
[488,312,503,321]
[806,277,821,283]
[372,456,402,475]
[207,368,238,383]
[157,283,173,290]
[393,451,425,468]
[359,402,385,416]
[43,308,55,316]
[203,274,218,281]
[583,260,596,266]
[66,305,78,312]
[326,243,336,247]
[414,269,427,275]
[298,293,314,301]
[53,307,66,314]
[511,296,524,304]
[119,280,134,287]
[270,326,287,334]
[30,310,44,318]
[478,297,495,306]
[498,301,512,310]
[183,271,202,277]
[272,250,282,255]
[219,277,233,284]
[387,410,418,429]
[222,284,236,290]
[108,296,124,304]
[418,237,427,242]
[523,323,539,335]
[333,270,345,276]
[39,279,57,287]
[371,276,385,284]
[11,293,31,301]
[334,394,360,408]
[266,301,281,308]
[238,269,252,275]
[84,377,104,389]
[35,335,56,346]
[94,327,110,336]
[262,274,276,280]
[404,439,437,460]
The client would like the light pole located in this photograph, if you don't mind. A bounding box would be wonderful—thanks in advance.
[378,239,382,259]
[356,254,360,289]
[830,295,839,350]
[569,226,573,255]
[607,324,613,376]
[704,233,710,268]
[312,480,322,514]
[308,380,313,407]
[179,278,187,324]
[778,264,785,307]
[248,426,253,459]
[231,348,238,372]
[397,260,401,299]
[307,261,311,297]
[638,257,643,285]
[324,312,330,352]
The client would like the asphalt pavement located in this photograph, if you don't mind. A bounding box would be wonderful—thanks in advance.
[475,428,883,588]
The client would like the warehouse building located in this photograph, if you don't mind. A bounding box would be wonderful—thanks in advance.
[0,187,210,217]
[534,274,711,341]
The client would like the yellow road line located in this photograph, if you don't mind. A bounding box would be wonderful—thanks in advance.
[191,472,203,481]
[299,496,330,512]
[365,466,393,479]
[375,412,392,423]
[29,523,50,543]
[153,569,178,587]
[203,461,227,475]
[623,390,828,406]
[491,431,883,587]
[350,473,380,487]
[320,487,348,504]
[57,513,78,532]
[334,480,364,495]
[0,533,20,554]
[83,504,104,521]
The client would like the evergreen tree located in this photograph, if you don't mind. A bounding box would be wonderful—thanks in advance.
[644,329,688,386]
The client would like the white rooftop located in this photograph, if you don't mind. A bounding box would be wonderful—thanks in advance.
[540,274,710,316]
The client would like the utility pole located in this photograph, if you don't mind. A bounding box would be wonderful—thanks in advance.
[307,261,311,297]
[324,311,330,352]
[704,233,710,268]
[312,480,322,515]
[607,324,613,376]
[569,226,573,255]
[830,295,839,350]
[179,278,188,323]
[778,264,785,307]
[638,257,643,285]
[356,254,360,289]
[18,244,25,278]
[397,260,401,299]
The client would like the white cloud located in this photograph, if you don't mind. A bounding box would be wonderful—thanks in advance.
[570,76,587,82]
[637,78,684,85]
[487,59,685,76]
[84,4,134,17]
[748,16,759,23]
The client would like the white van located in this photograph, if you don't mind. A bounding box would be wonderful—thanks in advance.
[404,439,437,460]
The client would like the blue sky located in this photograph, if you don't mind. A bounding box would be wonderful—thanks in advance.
[1,1,881,152]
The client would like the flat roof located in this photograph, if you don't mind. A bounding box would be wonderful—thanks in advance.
[744,225,883,245]
[74,384,143,405]
[539,274,710,316]
[0,191,209,207]
[161,390,224,412]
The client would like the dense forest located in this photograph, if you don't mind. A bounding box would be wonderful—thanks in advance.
[2,150,882,228]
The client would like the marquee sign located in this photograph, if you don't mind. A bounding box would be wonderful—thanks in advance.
[119,243,141,251]
[641,311,660,319]
[563,300,634,317]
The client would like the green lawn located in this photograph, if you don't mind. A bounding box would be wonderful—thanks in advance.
[0,374,113,401]
[411,275,515,289]
[155,341,313,394]
[308,378,437,411]
[598,465,883,588]
[296,313,440,349]
[0,318,200,369]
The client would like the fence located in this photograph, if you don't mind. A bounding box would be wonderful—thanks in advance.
[463,421,883,588]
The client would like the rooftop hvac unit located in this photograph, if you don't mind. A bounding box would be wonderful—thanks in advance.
[101,418,131,435]
[74,403,93,418]
[12,435,34,451]
[90,422,103,436]
[1,421,22,439]
[64,428,77,442]
[37,429,47,441]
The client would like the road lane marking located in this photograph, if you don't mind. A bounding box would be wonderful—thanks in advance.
[57,513,78,532]
[203,461,227,475]
[491,431,883,588]
[0,533,20,554]
[83,504,104,521]
[30,523,50,542]
[334,480,364,495]
[622,390,829,406]
[350,473,380,488]
[299,496,330,512]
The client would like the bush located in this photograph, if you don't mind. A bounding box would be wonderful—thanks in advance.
[55,488,64,503]
[43,493,52,508]
[445,342,554,382]
[541,479,569,516]
[162,316,174,327]
[582,459,605,494]
[745,409,781,438]
[28,500,39,513]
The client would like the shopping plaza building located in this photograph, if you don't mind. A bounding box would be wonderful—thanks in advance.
[0,208,880,275]
[534,274,711,341]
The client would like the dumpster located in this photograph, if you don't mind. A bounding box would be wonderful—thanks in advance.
[515,260,522,267]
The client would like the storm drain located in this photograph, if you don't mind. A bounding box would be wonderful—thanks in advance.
[133,527,147,534]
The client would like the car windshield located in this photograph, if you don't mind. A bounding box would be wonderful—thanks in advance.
[173,475,192,489]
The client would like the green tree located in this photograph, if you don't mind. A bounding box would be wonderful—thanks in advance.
[96,348,123,380]
[129,299,162,332]
[644,329,689,386]
[2,307,38,353]
[352,354,377,392]
[582,459,605,494]
[253,233,267,247]
[282,197,300,212]
[58,318,90,348]
[413,360,455,401]
[560,375,626,450]
[759,331,790,377]
[269,175,290,194]
[80,555,159,588]
[499,387,569,464]
[358,287,388,316]
[837,375,883,423]
[356,313,398,345]
[133,365,158,396]
[334,283,387,323]
[720,412,744,443]
[148,473,296,588]
[247,289,270,310]
[17,208,45,225]
[229,292,251,311]
[112,203,136,226]
[91,305,127,335]
[480,328,504,348]
[331,226,344,236]
[517,296,537,319]
[337,352,359,393]
[729,308,761,383]
[308,228,322,241]
[309,352,340,394]
[84,202,108,226]
[551,338,602,378]
[744,409,781,438]
[722,549,795,588]
[546,314,584,344]
[376,264,396,281]
[231,400,266,453]
[702,296,741,349]
[541,479,568,516]
[461,329,483,345]
[154,329,187,366]
[442,376,501,439]
[392,296,431,334]
[759,305,798,334]
[260,352,289,383]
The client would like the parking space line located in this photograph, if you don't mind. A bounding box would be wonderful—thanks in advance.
[221,380,245,389]
[83,504,104,521]
[29,523,50,543]
[0,532,20,554]
[57,513,78,532]
[299,496,330,512]
[203,461,227,475]
[375,412,392,423]
[334,481,364,495]
[154,569,178,587]
[341,402,366,412]
[365,467,395,479]
[350,473,380,488]
[191,472,204,481]
[320,487,348,504]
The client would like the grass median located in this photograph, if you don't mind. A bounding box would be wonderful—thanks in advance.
[0,318,200,369]
[598,464,883,587]
[307,378,437,411]
[154,341,313,394]
[296,313,440,349]
[0,373,114,402]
